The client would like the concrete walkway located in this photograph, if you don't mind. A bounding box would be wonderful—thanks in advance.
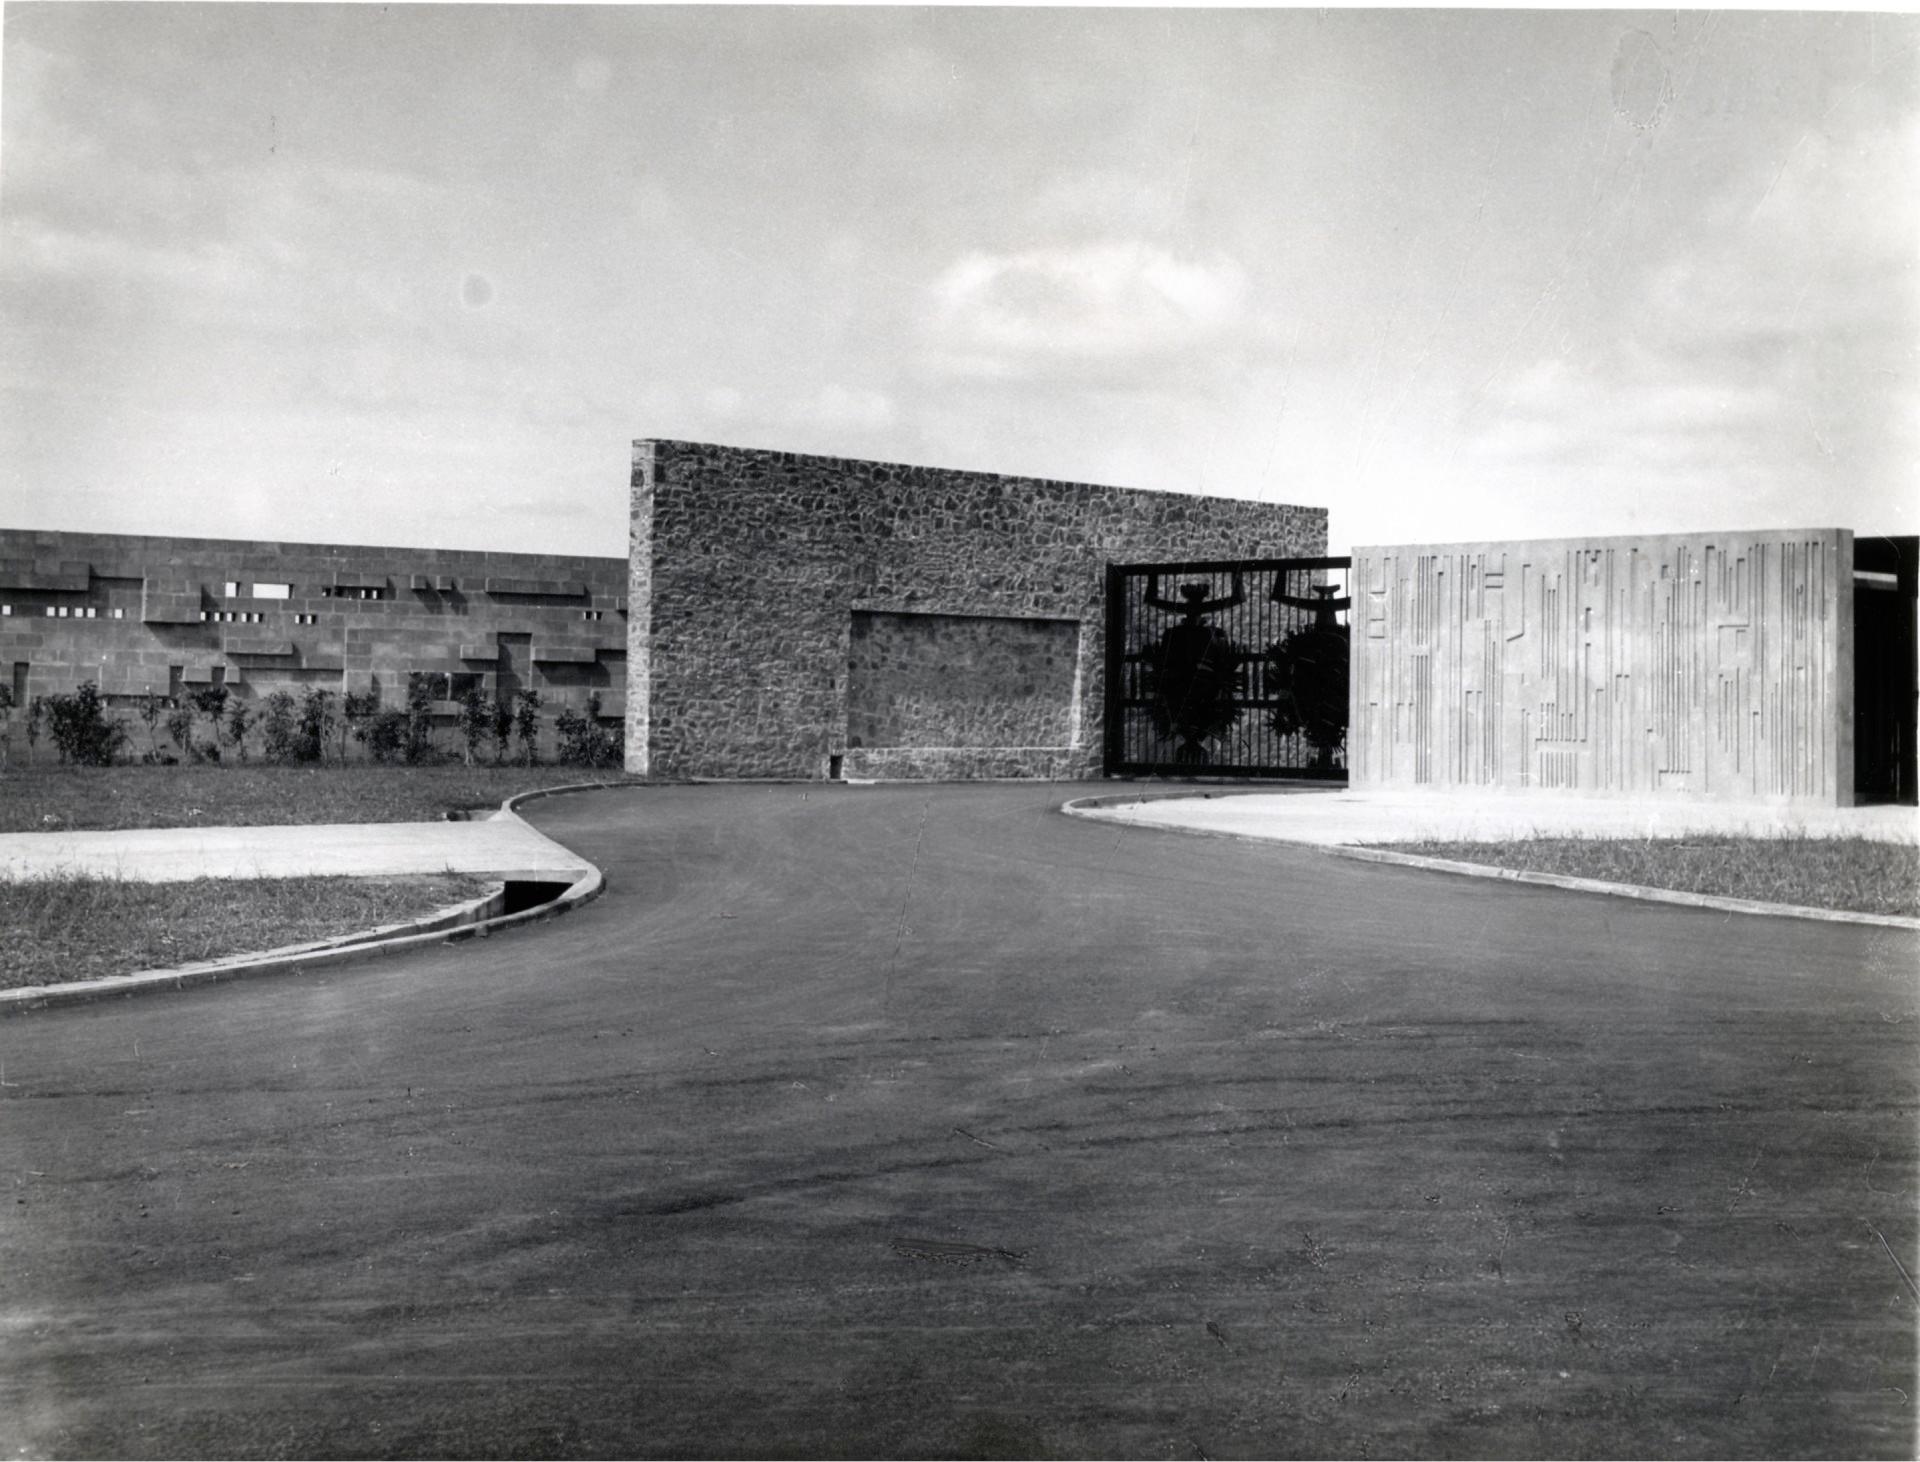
[0,810,593,884]
[1068,786,1920,847]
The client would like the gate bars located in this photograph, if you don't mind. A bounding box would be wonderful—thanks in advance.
[1104,556,1353,779]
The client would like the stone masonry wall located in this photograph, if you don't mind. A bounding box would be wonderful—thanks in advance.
[628,440,1325,779]
[0,529,626,758]
[1349,530,1855,803]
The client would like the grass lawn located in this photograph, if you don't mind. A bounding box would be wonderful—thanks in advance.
[0,763,627,833]
[1389,833,1920,917]
[0,872,496,989]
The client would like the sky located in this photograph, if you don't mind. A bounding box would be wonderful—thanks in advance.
[1,4,1914,557]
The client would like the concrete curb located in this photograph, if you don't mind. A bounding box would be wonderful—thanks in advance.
[1332,846,1920,931]
[2,787,609,1016]
[499,777,639,811]
[1060,794,1920,931]
[1063,787,1329,814]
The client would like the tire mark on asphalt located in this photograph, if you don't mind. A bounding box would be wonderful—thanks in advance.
[1868,1223,1920,1304]
[625,1149,992,1218]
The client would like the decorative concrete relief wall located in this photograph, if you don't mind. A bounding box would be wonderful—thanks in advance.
[1349,530,1854,804]
[629,440,1325,779]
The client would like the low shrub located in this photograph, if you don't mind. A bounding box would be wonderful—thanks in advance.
[357,707,411,764]
[555,693,622,768]
[42,682,126,766]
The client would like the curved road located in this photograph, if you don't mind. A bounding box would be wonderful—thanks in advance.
[3,784,1914,1458]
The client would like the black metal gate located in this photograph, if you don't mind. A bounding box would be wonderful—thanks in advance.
[1104,556,1352,779]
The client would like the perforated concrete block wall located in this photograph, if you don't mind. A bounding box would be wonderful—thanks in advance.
[0,530,627,757]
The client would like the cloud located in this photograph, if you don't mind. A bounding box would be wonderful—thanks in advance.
[1470,93,1917,517]
[858,44,969,120]
[0,217,267,296]
[791,383,896,433]
[1028,169,1189,240]
[921,242,1248,384]
[700,386,743,421]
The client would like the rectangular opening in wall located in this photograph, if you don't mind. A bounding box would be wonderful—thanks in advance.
[846,610,1081,751]
[1854,536,1918,804]
[252,582,291,599]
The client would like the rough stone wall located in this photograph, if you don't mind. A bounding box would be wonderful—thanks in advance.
[1349,530,1855,803]
[628,440,1325,779]
[0,530,626,757]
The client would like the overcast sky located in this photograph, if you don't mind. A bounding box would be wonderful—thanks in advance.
[2,5,1914,557]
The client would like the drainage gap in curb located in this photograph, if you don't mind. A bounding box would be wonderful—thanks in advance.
[500,879,575,915]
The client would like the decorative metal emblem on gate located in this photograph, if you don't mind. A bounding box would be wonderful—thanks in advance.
[1139,573,1247,765]
[1106,556,1352,779]
[1266,583,1352,769]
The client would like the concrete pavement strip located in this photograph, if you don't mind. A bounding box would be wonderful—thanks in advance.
[0,808,594,884]
[0,794,605,1014]
[1064,788,1920,930]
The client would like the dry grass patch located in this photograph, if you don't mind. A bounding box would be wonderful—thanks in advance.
[1388,834,1919,918]
[0,873,495,989]
[0,764,626,833]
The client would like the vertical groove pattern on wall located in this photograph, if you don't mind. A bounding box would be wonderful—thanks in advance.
[1350,531,1853,804]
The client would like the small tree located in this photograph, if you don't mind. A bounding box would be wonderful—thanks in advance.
[136,692,171,763]
[43,682,126,766]
[188,685,229,763]
[342,690,380,764]
[342,691,380,764]
[403,673,437,765]
[260,691,299,763]
[24,696,44,764]
[490,696,515,766]
[165,701,196,759]
[513,688,542,766]
[224,696,254,762]
[297,687,335,764]
[0,686,14,766]
[458,686,491,767]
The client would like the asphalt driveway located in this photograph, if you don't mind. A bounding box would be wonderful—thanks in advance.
[1,783,1913,1458]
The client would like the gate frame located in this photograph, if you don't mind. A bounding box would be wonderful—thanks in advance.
[1103,555,1353,780]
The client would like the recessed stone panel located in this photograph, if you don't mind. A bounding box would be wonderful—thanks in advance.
[846,610,1080,752]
